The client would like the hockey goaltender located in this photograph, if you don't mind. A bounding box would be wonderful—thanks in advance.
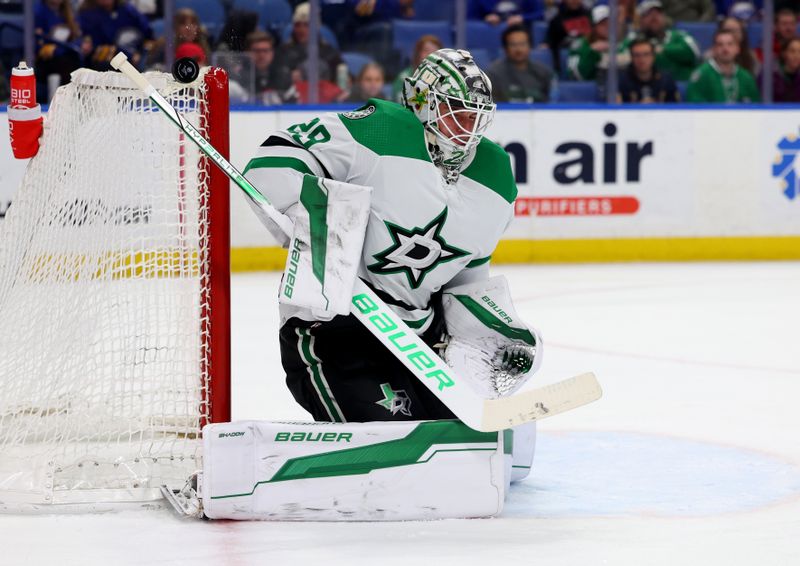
[162,49,596,521]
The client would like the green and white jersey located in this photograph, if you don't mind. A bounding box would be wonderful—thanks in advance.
[621,29,700,81]
[685,60,761,103]
[244,99,516,328]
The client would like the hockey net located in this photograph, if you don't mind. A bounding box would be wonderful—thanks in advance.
[0,67,230,511]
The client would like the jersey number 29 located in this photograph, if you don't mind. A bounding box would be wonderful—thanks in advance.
[288,118,331,149]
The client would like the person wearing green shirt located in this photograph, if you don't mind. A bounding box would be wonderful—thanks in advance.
[568,4,630,81]
[686,29,761,103]
[622,0,700,81]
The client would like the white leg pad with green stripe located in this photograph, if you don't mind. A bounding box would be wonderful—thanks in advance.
[509,422,537,483]
[201,420,507,521]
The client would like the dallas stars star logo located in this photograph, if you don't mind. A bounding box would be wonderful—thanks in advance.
[410,89,428,110]
[376,383,412,417]
[367,208,469,289]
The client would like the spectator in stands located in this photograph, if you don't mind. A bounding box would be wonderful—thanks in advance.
[35,0,91,98]
[145,8,211,70]
[568,4,631,81]
[346,62,387,102]
[756,9,798,62]
[290,61,349,103]
[769,37,800,102]
[246,31,292,105]
[716,16,760,77]
[545,0,592,75]
[277,2,344,84]
[605,0,639,27]
[79,0,152,70]
[349,0,414,73]
[175,42,206,66]
[726,1,757,21]
[322,0,357,51]
[392,34,443,102]
[129,0,159,20]
[468,0,541,26]
[217,10,260,52]
[686,29,760,101]
[775,9,799,50]
[488,24,553,102]
[173,9,210,60]
[618,35,680,102]
[661,0,716,22]
[351,0,415,21]
[628,0,700,81]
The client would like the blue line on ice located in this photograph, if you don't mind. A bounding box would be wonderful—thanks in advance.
[505,431,800,518]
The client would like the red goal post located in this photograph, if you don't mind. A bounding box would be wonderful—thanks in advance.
[202,67,232,427]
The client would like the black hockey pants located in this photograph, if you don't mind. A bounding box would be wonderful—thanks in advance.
[279,314,457,422]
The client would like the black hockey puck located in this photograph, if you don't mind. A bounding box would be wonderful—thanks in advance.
[172,57,200,83]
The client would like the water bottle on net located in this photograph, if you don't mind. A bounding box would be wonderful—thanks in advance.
[7,62,43,159]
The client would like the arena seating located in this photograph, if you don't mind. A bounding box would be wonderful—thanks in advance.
[234,0,292,32]
[556,81,599,102]
[466,20,504,61]
[0,1,794,106]
[392,19,454,64]
[413,0,457,23]
[176,0,225,29]
[341,51,372,77]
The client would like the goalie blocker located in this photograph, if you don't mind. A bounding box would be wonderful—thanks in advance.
[177,419,535,521]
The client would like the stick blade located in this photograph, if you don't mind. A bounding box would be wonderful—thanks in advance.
[479,372,602,432]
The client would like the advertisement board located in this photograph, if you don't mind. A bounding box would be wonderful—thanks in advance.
[3,106,800,266]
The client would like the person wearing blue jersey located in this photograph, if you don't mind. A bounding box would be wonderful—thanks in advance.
[35,0,92,97]
[79,0,152,70]
[468,0,542,25]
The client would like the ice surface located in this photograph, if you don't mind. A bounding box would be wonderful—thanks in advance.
[3,262,799,566]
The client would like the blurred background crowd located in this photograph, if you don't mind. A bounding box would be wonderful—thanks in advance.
[0,0,799,105]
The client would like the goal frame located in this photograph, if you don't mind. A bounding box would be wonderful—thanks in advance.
[0,67,231,512]
[202,67,232,427]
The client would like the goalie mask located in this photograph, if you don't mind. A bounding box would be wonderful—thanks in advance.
[402,48,496,183]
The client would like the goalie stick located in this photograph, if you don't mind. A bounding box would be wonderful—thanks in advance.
[110,53,602,431]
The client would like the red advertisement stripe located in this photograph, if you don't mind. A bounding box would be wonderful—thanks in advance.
[514,197,640,217]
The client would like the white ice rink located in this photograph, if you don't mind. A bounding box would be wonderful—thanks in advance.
[3,261,799,566]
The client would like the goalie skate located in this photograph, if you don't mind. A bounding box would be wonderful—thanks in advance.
[161,472,204,519]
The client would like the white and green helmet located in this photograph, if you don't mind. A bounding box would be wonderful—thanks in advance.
[402,48,496,176]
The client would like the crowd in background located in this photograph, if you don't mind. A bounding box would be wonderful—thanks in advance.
[1,0,800,104]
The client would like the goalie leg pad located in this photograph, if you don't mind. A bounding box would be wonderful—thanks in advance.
[509,422,537,483]
[202,420,506,521]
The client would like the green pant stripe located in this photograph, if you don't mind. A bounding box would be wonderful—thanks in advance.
[296,328,346,422]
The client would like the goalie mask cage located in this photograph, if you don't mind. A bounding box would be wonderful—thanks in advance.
[0,67,231,511]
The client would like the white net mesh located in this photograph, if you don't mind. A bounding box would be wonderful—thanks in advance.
[0,68,221,510]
